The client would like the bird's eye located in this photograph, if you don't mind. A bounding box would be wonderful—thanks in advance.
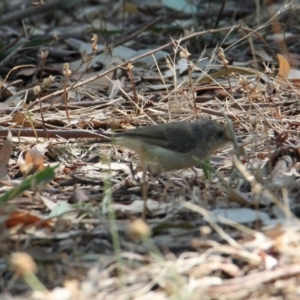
[216,130,224,139]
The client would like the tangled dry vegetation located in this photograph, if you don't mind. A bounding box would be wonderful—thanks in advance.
[1,0,300,299]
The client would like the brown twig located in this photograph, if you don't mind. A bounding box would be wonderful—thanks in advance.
[0,129,105,139]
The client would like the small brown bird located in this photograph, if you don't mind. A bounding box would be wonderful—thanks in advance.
[88,119,232,175]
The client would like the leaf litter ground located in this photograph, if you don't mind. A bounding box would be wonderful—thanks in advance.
[1,1,300,299]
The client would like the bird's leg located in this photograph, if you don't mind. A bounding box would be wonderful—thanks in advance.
[141,166,150,220]
[129,161,139,182]
[159,173,171,205]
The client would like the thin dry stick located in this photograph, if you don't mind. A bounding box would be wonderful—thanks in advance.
[37,49,49,81]
[151,53,171,121]
[142,167,149,220]
[67,34,99,85]
[181,47,199,119]
[62,63,71,123]
[126,63,140,114]
[0,128,105,139]
[177,88,199,117]
[218,47,232,95]
[247,32,258,70]
[183,201,244,249]
[36,90,49,140]
[0,65,35,90]
[104,75,151,122]
[45,35,99,112]
[0,32,28,68]
[214,0,226,29]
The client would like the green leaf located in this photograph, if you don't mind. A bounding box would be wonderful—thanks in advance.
[49,201,72,218]
[0,165,59,203]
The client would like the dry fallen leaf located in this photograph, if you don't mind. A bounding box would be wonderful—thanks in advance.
[18,143,48,176]
[276,54,290,87]
[12,111,27,126]
[6,211,52,229]
[69,184,89,203]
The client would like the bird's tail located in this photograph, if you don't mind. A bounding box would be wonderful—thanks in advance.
[85,129,116,144]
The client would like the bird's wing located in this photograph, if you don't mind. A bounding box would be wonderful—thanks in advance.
[118,122,197,153]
